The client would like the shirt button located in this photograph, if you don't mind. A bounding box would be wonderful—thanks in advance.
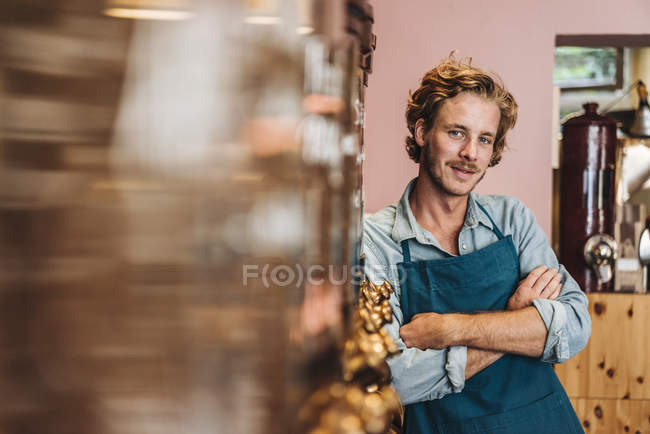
[461,244,467,250]
[471,218,476,225]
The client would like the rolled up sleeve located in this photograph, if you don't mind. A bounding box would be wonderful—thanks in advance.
[383,297,468,404]
[514,202,592,364]
[364,238,467,404]
[531,265,591,363]
[531,298,568,362]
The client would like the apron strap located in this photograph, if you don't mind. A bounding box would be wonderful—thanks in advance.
[401,239,412,262]
[475,201,505,239]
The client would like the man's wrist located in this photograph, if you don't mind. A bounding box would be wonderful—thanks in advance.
[447,313,473,347]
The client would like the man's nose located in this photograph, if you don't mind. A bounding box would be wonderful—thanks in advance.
[459,138,478,161]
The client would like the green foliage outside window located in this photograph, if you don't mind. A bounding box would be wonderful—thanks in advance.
[554,47,620,89]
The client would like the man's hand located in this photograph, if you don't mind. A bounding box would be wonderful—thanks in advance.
[507,265,562,311]
[400,312,456,350]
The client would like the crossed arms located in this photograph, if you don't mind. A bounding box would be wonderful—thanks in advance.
[399,265,562,379]
[373,261,590,405]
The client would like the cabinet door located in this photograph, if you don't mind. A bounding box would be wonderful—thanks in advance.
[555,293,650,400]
[570,398,650,434]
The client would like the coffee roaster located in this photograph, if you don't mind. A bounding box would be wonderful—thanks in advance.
[560,103,618,292]
[560,81,650,293]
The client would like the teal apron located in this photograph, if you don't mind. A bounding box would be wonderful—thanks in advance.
[397,202,583,434]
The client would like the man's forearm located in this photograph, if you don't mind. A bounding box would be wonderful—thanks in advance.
[451,307,547,357]
[465,348,503,379]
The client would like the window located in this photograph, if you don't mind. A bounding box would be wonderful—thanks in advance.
[553,46,623,91]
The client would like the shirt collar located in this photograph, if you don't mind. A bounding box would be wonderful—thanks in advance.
[390,177,493,244]
[391,178,422,244]
[466,191,494,230]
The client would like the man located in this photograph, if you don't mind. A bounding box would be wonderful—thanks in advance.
[363,56,590,433]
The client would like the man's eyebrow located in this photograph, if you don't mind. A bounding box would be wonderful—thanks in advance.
[444,123,496,137]
[444,123,468,131]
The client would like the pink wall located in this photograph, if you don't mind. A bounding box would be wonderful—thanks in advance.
[364,0,650,236]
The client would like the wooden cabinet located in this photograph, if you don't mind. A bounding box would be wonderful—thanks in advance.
[555,293,650,433]
[568,399,650,433]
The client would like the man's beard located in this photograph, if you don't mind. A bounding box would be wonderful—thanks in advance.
[421,144,486,197]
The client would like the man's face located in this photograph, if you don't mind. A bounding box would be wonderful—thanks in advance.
[416,92,500,197]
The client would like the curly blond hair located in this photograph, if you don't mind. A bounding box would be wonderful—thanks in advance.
[405,55,518,166]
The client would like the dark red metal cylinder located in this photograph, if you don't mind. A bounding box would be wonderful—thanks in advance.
[559,103,617,292]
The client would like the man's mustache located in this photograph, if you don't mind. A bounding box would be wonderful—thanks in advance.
[446,161,480,172]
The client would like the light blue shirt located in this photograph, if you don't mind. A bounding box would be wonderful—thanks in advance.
[362,178,591,405]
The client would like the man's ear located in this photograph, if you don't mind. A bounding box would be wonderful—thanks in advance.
[414,119,427,148]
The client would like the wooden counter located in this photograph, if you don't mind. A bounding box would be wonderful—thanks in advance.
[554,293,650,433]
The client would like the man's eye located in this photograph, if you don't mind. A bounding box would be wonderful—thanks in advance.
[449,130,463,137]
[479,137,492,144]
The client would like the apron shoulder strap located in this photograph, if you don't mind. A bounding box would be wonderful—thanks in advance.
[400,239,412,262]
[475,201,505,240]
